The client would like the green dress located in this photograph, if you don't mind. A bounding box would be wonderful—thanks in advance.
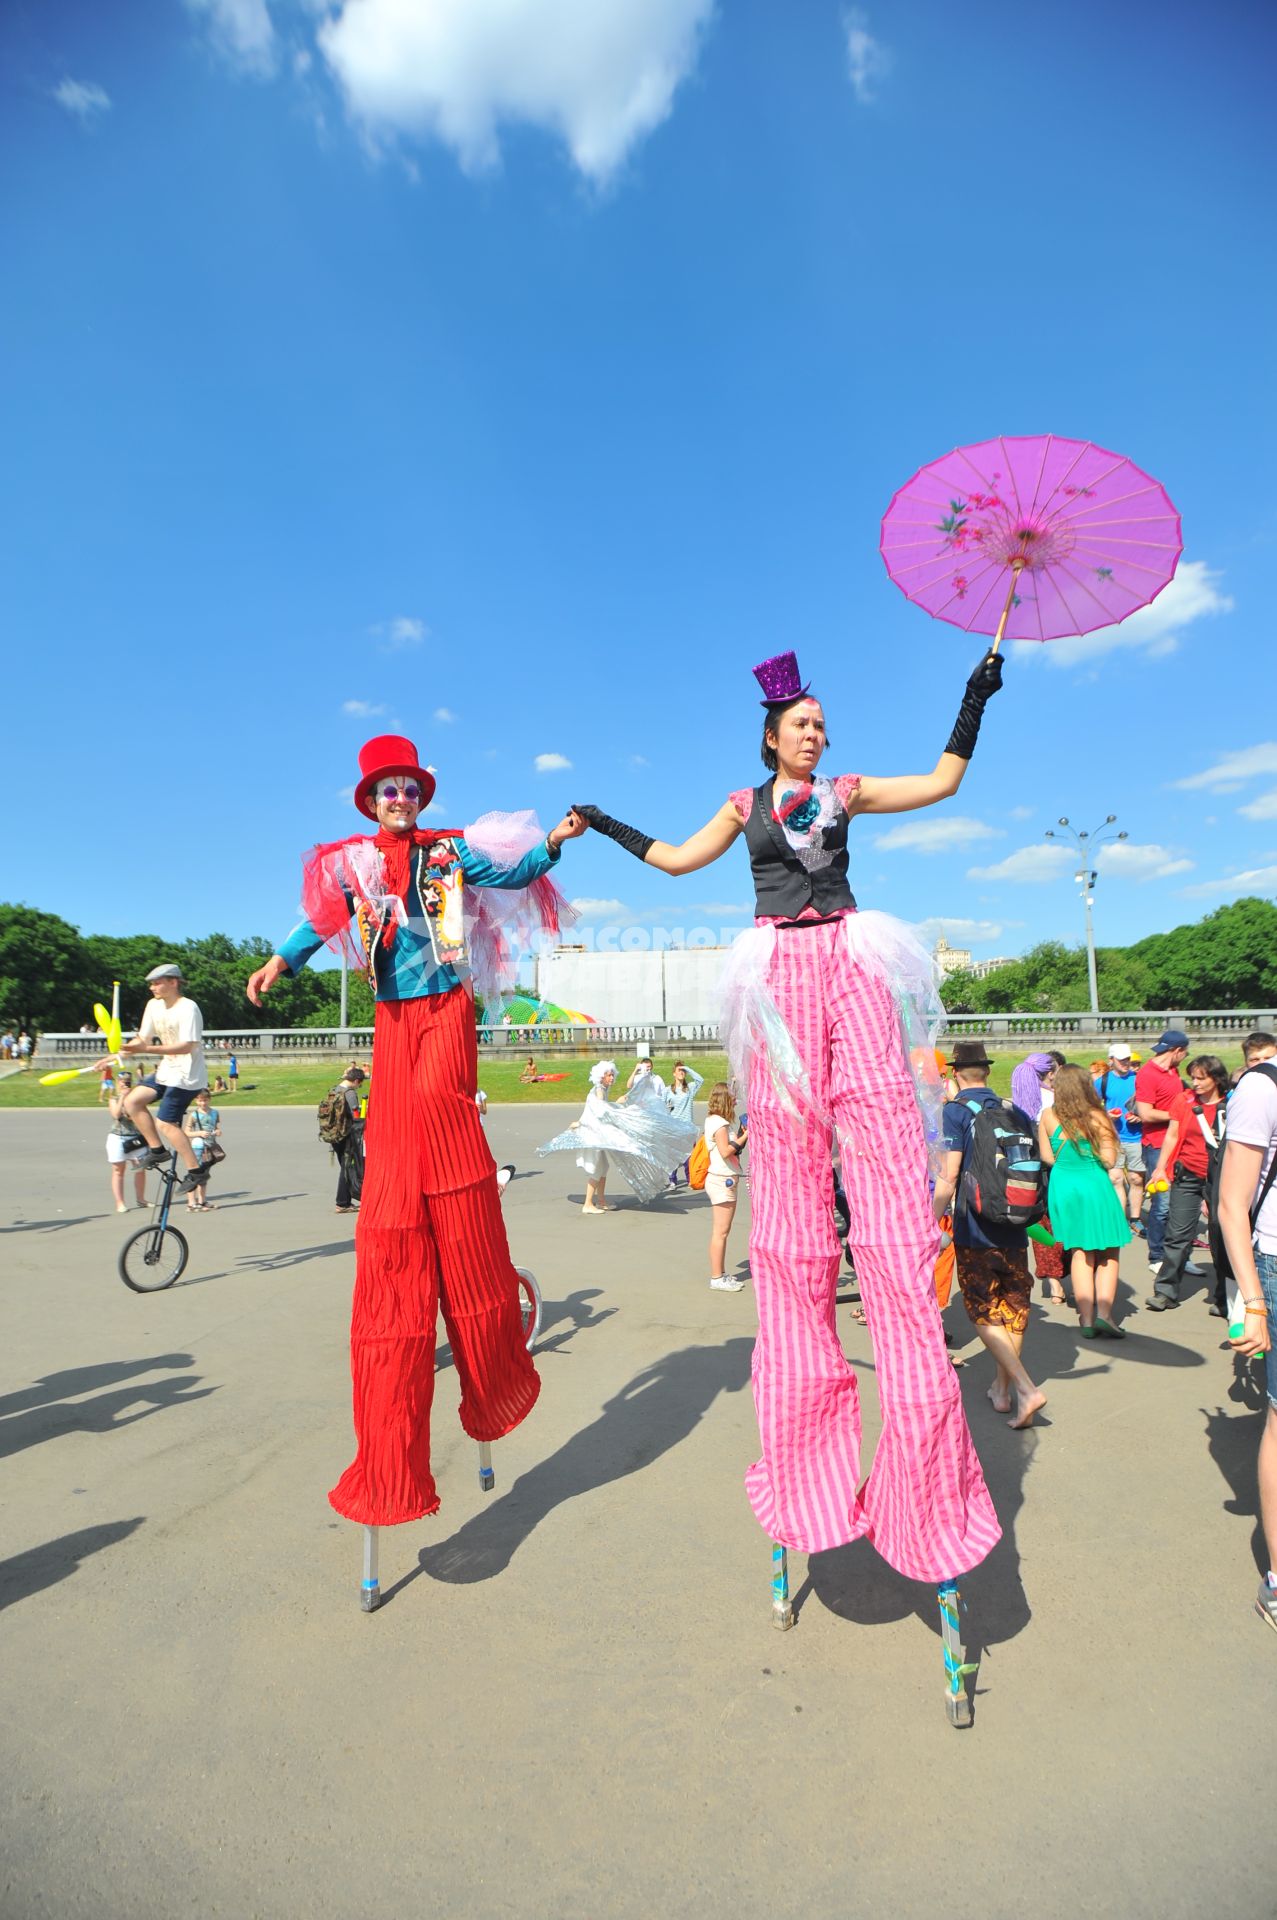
[1047,1126,1133,1252]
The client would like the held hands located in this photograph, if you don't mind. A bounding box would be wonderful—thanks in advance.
[247,955,289,1006]
[548,809,589,850]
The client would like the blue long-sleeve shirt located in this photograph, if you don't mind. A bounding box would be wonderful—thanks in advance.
[278,832,560,1001]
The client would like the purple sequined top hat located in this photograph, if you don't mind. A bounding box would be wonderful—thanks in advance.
[753,651,812,707]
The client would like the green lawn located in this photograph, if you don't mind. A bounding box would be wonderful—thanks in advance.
[2,1043,1249,1110]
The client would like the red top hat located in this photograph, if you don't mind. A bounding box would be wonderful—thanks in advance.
[353,735,437,819]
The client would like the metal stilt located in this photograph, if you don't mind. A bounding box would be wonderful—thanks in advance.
[938,1580,972,1726]
[478,1441,494,1493]
[771,1541,794,1631]
[361,1525,380,1613]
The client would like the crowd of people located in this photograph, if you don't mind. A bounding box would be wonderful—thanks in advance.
[1,1028,34,1067]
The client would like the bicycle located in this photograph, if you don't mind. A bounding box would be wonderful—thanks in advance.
[118,1151,205,1293]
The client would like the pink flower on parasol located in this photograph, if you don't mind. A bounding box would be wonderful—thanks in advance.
[880,434,1182,650]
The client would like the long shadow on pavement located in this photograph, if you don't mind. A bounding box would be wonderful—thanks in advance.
[1202,1342,1271,1577]
[387,1337,754,1598]
[0,1371,217,1460]
[798,1303,1209,1714]
[0,1518,145,1613]
[0,1215,102,1234]
[0,1355,195,1418]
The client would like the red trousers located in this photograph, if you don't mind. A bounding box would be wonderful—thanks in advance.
[328,988,540,1526]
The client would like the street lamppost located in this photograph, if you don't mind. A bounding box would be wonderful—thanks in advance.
[1044,815,1128,1017]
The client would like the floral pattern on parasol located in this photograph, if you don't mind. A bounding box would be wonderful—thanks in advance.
[880,434,1182,645]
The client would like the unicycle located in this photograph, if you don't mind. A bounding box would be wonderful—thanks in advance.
[118,1152,193,1292]
[516,1267,543,1350]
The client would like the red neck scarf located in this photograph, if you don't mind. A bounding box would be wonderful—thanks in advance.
[374,824,431,896]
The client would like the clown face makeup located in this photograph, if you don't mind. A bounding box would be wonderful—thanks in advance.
[374,775,423,833]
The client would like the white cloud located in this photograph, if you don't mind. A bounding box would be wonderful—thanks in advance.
[1095,841,1194,883]
[535,752,573,772]
[433,707,457,724]
[342,698,386,717]
[1239,789,1277,822]
[914,917,1014,948]
[370,614,428,651]
[1175,743,1277,792]
[630,754,649,768]
[336,783,356,804]
[967,844,1075,885]
[1039,559,1233,668]
[843,8,892,103]
[1182,865,1277,901]
[1009,805,1034,821]
[52,79,111,122]
[873,815,1003,855]
[183,0,277,75]
[569,897,631,919]
[317,0,714,184]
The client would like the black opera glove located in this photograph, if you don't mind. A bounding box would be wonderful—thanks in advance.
[944,651,1004,760]
[572,804,655,864]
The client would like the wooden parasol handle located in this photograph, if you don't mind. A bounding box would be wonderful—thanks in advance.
[990,560,1026,655]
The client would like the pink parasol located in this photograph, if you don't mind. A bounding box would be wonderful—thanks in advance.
[879,434,1181,651]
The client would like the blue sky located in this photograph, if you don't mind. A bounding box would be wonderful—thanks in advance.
[3,0,1275,968]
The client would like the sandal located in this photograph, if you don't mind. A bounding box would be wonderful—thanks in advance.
[1043,1283,1067,1305]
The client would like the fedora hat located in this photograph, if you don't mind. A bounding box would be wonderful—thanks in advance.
[353,734,436,820]
[949,1040,992,1070]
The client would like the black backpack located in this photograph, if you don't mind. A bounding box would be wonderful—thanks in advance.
[959,1095,1047,1229]
[317,1085,353,1147]
[1206,1062,1277,1286]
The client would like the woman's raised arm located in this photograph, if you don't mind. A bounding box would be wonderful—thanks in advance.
[574,800,742,877]
[850,651,1004,819]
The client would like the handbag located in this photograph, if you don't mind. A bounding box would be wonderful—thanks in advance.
[201,1138,227,1165]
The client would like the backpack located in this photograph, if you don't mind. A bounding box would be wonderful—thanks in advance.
[1206,1062,1277,1286]
[958,1095,1046,1229]
[688,1136,710,1191]
[317,1085,353,1147]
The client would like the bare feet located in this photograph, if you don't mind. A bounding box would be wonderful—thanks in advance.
[987,1383,1012,1415]
[1009,1385,1047,1430]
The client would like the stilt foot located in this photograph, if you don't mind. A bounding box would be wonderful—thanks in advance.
[361,1526,380,1613]
[771,1542,794,1631]
[938,1580,972,1727]
[478,1441,494,1493]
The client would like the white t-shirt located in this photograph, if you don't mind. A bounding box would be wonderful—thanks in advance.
[1225,1067,1277,1255]
[139,996,207,1091]
[704,1113,737,1177]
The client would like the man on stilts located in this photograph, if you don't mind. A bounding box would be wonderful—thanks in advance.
[248,733,584,1559]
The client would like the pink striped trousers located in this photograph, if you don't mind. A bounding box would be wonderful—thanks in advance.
[744,918,1000,1580]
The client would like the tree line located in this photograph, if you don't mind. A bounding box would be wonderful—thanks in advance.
[0,906,375,1034]
[4,894,1275,1033]
[940,897,1277,1014]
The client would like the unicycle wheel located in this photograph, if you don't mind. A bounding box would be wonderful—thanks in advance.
[515,1267,543,1351]
[118,1224,189,1293]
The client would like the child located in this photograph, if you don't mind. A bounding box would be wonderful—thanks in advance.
[1038,1065,1131,1337]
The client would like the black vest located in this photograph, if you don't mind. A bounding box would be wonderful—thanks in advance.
[743,779,856,919]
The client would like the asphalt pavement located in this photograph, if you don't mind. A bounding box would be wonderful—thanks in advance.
[1,1106,1274,1919]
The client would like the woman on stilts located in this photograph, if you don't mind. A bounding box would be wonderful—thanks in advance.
[574,648,1005,1607]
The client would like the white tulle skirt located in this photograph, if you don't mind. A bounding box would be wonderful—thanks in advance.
[718,909,948,1173]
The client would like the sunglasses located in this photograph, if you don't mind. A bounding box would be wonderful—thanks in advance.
[377,781,422,802]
